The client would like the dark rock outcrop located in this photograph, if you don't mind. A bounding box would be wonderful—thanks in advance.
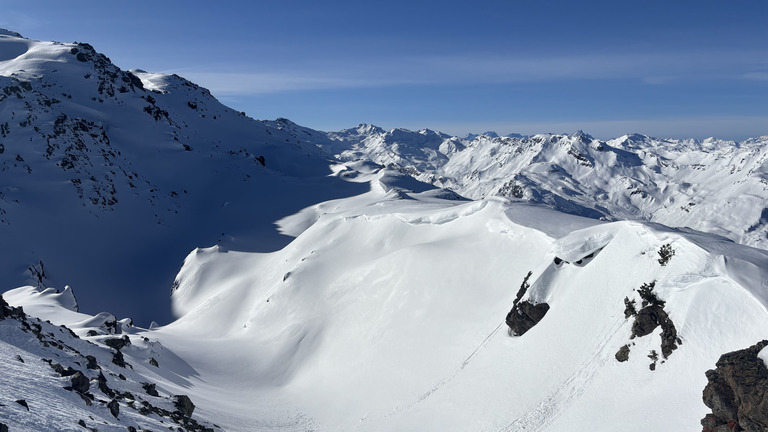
[104,335,131,351]
[85,355,99,369]
[96,372,115,398]
[107,398,120,418]
[142,382,159,397]
[701,340,768,432]
[505,271,550,336]
[618,281,681,366]
[615,344,630,362]
[506,301,550,336]
[173,395,195,418]
[69,371,90,393]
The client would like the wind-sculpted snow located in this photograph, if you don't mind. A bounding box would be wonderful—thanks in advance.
[314,127,768,250]
[153,162,768,431]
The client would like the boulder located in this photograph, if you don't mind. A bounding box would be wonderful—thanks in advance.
[104,335,130,351]
[107,398,119,418]
[506,300,550,336]
[172,395,195,418]
[702,340,768,432]
[70,372,90,393]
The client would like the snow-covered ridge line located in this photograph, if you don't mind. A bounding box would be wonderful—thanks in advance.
[271,122,768,250]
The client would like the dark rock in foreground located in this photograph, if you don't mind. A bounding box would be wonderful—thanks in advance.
[702,340,768,432]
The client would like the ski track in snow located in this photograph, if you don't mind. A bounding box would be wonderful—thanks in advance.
[360,320,507,428]
[497,316,625,432]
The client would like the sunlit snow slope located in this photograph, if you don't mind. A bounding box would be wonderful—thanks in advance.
[8,162,767,431]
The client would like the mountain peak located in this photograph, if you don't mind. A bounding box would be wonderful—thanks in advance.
[356,123,384,134]
[0,28,24,38]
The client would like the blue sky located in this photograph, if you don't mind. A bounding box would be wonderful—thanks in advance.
[3,0,767,140]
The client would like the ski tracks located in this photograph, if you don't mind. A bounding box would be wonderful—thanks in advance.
[358,321,506,429]
[498,316,625,432]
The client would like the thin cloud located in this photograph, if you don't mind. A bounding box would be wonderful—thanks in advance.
[166,49,768,95]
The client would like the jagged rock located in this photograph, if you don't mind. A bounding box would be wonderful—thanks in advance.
[78,419,86,427]
[506,300,550,336]
[172,395,195,418]
[142,382,159,397]
[104,335,131,351]
[149,357,159,367]
[96,372,115,398]
[631,305,664,337]
[623,297,637,318]
[85,355,99,369]
[107,398,119,418]
[702,340,768,432]
[15,399,29,410]
[112,350,126,367]
[0,296,24,320]
[15,354,24,363]
[0,423,8,432]
[51,362,78,377]
[615,345,630,362]
[505,272,549,336]
[70,371,90,393]
[625,282,680,361]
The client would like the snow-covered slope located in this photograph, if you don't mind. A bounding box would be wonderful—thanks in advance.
[311,127,768,250]
[0,31,366,324]
[5,162,768,431]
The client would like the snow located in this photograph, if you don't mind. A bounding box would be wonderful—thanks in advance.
[315,126,768,250]
[8,173,767,431]
[1,30,768,432]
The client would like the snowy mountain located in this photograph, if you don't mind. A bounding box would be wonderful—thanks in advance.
[2,30,768,432]
[0,30,365,325]
[306,127,768,250]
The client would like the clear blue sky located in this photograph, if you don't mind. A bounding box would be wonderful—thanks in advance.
[3,0,767,140]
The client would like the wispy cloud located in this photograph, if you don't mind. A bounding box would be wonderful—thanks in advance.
[0,11,42,36]
[165,49,768,95]
[742,71,768,81]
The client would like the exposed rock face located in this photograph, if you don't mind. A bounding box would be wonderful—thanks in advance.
[702,340,768,432]
[173,395,195,418]
[506,301,550,336]
[142,382,159,397]
[69,371,90,393]
[615,345,630,362]
[618,281,681,368]
[107,399,120,418]
[505,271,551,336]
[104,335,131,351]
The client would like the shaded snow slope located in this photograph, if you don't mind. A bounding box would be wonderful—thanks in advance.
[0,32,367,324]
[310,127,768,250]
